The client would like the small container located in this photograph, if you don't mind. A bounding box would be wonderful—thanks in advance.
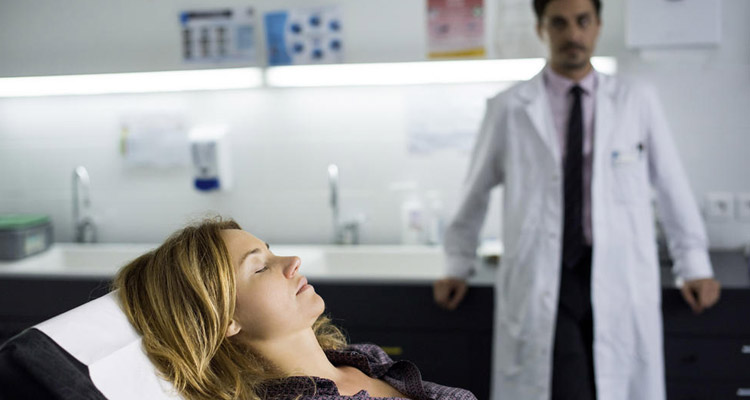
[425,190,444,245]
[0,214,53,261]
[401,192,425,245]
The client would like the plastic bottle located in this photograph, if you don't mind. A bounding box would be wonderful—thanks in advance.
[401,191,425,245]
[425,190,444,245]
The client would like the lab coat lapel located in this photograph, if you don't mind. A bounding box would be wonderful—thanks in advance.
[519,72,561,165]
[593,73,616,179]
[591,72,616,269]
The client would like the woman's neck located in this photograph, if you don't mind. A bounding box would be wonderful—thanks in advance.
[248,329,344,381]
[248,332,404,398]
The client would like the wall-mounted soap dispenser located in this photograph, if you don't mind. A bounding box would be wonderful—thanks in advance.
[189,126,231,192]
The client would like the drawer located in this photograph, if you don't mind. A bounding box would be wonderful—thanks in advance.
[665,336,750,380]
[0,277,110,318]
[667,379,750,400]
[314,283,494,331]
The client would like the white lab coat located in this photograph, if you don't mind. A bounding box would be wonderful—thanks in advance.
[444,70,713,400]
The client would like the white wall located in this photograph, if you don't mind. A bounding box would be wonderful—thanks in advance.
[613,0,750,249]
[0,0,748,248]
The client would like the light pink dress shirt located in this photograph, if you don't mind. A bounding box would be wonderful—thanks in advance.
[543,66,597,245]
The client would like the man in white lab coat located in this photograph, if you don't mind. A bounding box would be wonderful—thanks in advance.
[433,0,721,399]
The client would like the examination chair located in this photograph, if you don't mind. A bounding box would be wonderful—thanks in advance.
[0,292,180,399]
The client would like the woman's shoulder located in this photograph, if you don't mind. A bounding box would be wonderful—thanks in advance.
[342,343,393,364]
[324,343,395,379]
[337,345,478,399]
[422,380,479,400]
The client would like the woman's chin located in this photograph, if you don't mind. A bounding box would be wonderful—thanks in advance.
[313,294,326,314]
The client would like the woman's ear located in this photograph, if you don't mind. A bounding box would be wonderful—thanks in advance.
[226,319,241,338]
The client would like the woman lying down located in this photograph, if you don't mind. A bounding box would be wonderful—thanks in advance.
[113,217,477,400]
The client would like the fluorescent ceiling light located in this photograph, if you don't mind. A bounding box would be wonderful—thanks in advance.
[266,57,617,87]
[0,57,618,96]
[0,68,263,97]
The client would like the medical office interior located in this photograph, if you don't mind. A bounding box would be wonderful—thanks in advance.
[0,0,749,399]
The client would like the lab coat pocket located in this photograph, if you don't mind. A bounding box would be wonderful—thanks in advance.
[496,246,534,338]
[611,151,646,205]
[495,333,532,377]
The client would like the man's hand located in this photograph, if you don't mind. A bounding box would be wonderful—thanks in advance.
[680,278,721,314]
[433,278,468,310]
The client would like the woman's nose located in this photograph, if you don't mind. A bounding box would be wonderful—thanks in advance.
[282,256,301,278]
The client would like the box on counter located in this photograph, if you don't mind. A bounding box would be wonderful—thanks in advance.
[0,214,53,261]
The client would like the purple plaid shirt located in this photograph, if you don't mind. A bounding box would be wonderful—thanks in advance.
[261,343,477,400]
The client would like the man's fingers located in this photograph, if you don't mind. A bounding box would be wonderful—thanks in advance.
[680,285,701,314]
[698,281,720,309]
[433,280,454,308]
[446,283,468,311]
[682,279,722,314]
[698,284,711,309]
[434,284,448,306]
[433,279,468,310]
[710,281,721,305]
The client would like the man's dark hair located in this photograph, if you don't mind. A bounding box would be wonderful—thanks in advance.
[533,0,602,21]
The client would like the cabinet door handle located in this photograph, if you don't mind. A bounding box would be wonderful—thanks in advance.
[381,346,404,356]
[738,388,750,397]
[742,345,750,354]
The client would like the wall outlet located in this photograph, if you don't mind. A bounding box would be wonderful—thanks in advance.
[705,192,734,221]
[737,193,750,222]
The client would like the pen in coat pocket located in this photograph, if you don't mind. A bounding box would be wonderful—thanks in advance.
[612,143,643,165]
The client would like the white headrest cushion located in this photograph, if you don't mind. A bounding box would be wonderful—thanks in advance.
[35,291,181,399]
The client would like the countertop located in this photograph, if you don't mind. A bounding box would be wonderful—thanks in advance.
[660,251,749,289]
[0,244,746,289]
[474,250,749,288]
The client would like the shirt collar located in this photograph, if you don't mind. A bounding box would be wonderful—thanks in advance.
[543,64,598,96]
[260,345,433,400]
[259,347,387,398]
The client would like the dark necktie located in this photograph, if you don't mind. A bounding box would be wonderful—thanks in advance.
[562,85,585,269]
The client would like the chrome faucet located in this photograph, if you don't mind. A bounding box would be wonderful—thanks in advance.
[328,164,341,242]
[328,164,363,245]
[72,166,97,243]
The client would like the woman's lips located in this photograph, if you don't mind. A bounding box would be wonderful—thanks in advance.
[296,277,312,295]
[297,284,313,294]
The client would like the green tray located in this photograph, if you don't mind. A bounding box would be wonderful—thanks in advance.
[0,214,51,231]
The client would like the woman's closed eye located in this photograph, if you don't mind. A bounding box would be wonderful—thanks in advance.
[255,265,269,273]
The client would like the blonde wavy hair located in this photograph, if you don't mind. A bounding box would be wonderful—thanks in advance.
[112,217,347,400]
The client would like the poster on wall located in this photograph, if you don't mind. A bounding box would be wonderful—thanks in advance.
[179,8,257,64]
[406,84,508,154]
[120,114,189,168]
[626,0,721,48]
[264,6,343,66]
[427,0,485,59]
